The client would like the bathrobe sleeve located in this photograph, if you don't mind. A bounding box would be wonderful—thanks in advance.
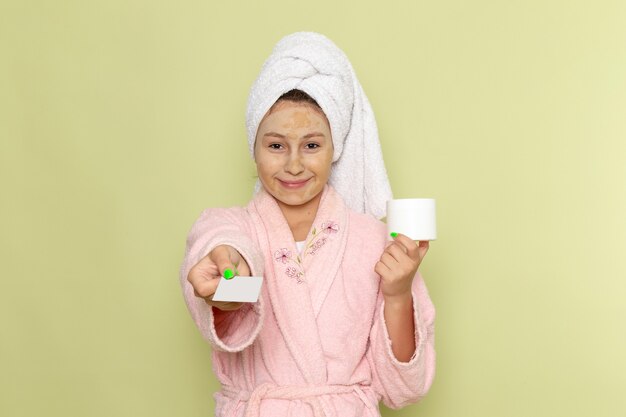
[179,207,265,353]
[366,269,436,409]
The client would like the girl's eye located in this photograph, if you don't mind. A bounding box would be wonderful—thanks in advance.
[268,143,319,150]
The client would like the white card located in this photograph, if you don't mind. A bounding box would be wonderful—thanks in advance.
[212,276,263,302]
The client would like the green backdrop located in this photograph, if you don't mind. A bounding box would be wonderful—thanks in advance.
[2,1,625,416]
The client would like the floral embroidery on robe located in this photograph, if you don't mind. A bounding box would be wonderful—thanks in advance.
[273,220,340,283]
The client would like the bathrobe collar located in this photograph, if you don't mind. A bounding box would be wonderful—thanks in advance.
[248,183,350,383]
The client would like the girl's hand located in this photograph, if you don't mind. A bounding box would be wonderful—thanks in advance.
[375,233,430,301]
[187,245,251,311]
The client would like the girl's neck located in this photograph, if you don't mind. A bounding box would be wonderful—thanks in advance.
[277,190,323,241]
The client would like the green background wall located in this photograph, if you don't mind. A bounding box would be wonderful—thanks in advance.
[2,1,624,416]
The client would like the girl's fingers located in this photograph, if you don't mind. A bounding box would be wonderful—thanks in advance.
[188,272,219,298]
[234,255,251,277]
[380,252,396,269]
[188,255,220,282]
[418,240,430,260]
[392,233,420,260]
[375,260,391,277]
[387,239,407,253]
[209,301,244,311]
[386,242,410,264]
[211,245,237,278]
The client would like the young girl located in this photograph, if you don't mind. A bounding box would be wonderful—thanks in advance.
[179,32,435,417]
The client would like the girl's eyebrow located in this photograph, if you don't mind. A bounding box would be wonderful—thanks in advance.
[263,131,326,139]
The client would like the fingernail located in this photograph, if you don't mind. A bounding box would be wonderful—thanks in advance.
[223,268,234,280]
[390,232,398,238]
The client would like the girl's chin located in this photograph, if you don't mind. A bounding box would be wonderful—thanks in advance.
[273,190,318,207]
[277,196,311,206]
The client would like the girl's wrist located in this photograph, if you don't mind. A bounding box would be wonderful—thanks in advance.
[384,292,413,308]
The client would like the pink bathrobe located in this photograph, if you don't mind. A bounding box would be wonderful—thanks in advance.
[179,184,436,417]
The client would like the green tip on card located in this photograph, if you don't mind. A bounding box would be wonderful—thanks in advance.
[390,232,398,238]
[223,268,234,280]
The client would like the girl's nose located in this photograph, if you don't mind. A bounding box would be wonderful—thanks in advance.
[285,152,304,175]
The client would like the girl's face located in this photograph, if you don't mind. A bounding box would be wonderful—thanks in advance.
[254,100,334,209]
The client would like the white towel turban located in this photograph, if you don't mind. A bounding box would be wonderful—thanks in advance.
[246,31,393,220]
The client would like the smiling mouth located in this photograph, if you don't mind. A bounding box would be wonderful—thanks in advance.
[278,178,310,189]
